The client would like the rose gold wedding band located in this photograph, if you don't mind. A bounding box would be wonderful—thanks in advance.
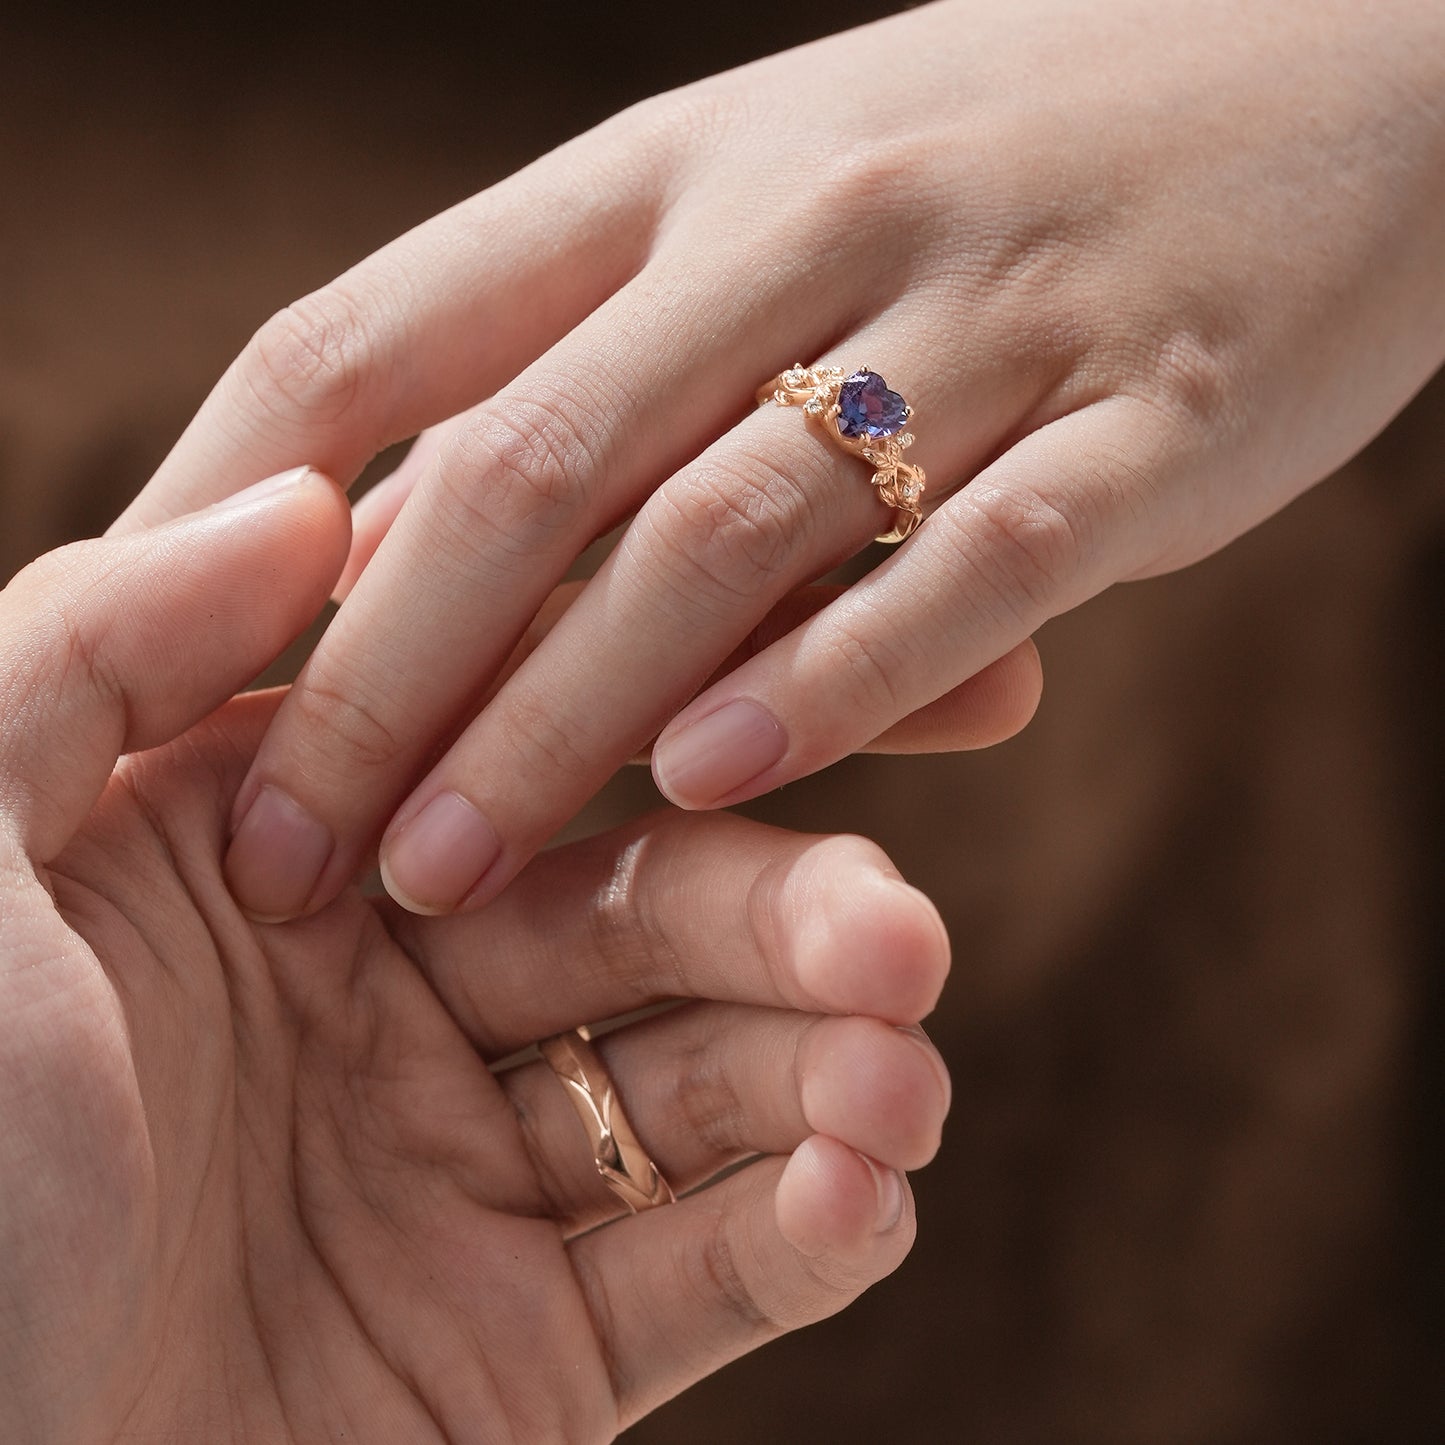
[757,364,925,544]
[539,1026,676,1213]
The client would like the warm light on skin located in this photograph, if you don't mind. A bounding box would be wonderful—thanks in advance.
[105,0,1445,924]
[0,482,950,1440]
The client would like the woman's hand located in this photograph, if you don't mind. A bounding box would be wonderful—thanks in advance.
[1,476,952,1442]
[114,0,1445,919]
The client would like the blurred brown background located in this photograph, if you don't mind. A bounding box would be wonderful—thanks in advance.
[3,4,1441,1441]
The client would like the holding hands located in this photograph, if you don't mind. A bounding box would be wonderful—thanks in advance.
[10,1,1445,1434]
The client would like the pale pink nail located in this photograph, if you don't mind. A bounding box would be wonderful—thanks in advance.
[225,784,333,921]
[380,791,501,915]
[652,699,787,808]
[868,1159,905,1233]
[210,465,314,513]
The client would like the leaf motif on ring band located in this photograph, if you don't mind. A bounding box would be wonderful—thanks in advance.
[756,364,925,544]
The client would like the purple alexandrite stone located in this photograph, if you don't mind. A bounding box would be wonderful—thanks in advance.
[836,369,908,439]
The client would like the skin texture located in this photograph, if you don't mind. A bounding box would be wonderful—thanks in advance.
[0,476,958,1443]
[111,0,1445,920]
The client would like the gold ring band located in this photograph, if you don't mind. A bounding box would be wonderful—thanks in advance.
[539,1026,676,1213]
[757,365,925,544]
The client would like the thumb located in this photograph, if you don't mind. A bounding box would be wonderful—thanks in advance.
[0,467,350,861]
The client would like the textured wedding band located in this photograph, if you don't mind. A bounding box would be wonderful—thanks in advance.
[539,1027,676,1213]
[757,364,925,543]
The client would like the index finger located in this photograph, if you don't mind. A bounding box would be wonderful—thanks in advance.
[382,810,951,1060]
[109,111,663,533]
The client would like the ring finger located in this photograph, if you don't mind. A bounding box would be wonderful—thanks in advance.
[498,1003,949,1236]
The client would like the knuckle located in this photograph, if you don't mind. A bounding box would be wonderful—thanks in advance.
[967,192,1082,297]
[583,833,681,999]
[578,816,759,1005]
[617,79,750,182]
[645,456,817,608]
[810,144,913,230]
[55,608,117,711]
[947,480,1089,619]
[825,609,910,718]
[503,686,595,788]
[7,545,125,719]
[691,1212,776,1329]
[673,1026,749,1156]
[243,289,374,428]
[689,1203,860,1330]
[287,671,404,775]
[739,146,914,270]
[745,128,913,247]
[439,392,597,552]
[1147,325,1238,432]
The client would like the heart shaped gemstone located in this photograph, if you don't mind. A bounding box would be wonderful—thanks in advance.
[836,369,908,439]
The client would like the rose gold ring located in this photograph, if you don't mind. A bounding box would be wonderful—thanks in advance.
[539,1026,676,1213]
[757,364,925,544]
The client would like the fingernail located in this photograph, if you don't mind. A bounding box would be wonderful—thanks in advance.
[896,1024,953,1115]
[210,465,315,513]
[867,1158,905,1233]
[225,784,333,921]
[652,699,787,808]
[380,791,501,915]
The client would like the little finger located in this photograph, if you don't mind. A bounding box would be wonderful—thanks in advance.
[570,1138,913,1431]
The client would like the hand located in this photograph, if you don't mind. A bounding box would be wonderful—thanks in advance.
[0,474,953,1442]
[114,0,1445,920]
